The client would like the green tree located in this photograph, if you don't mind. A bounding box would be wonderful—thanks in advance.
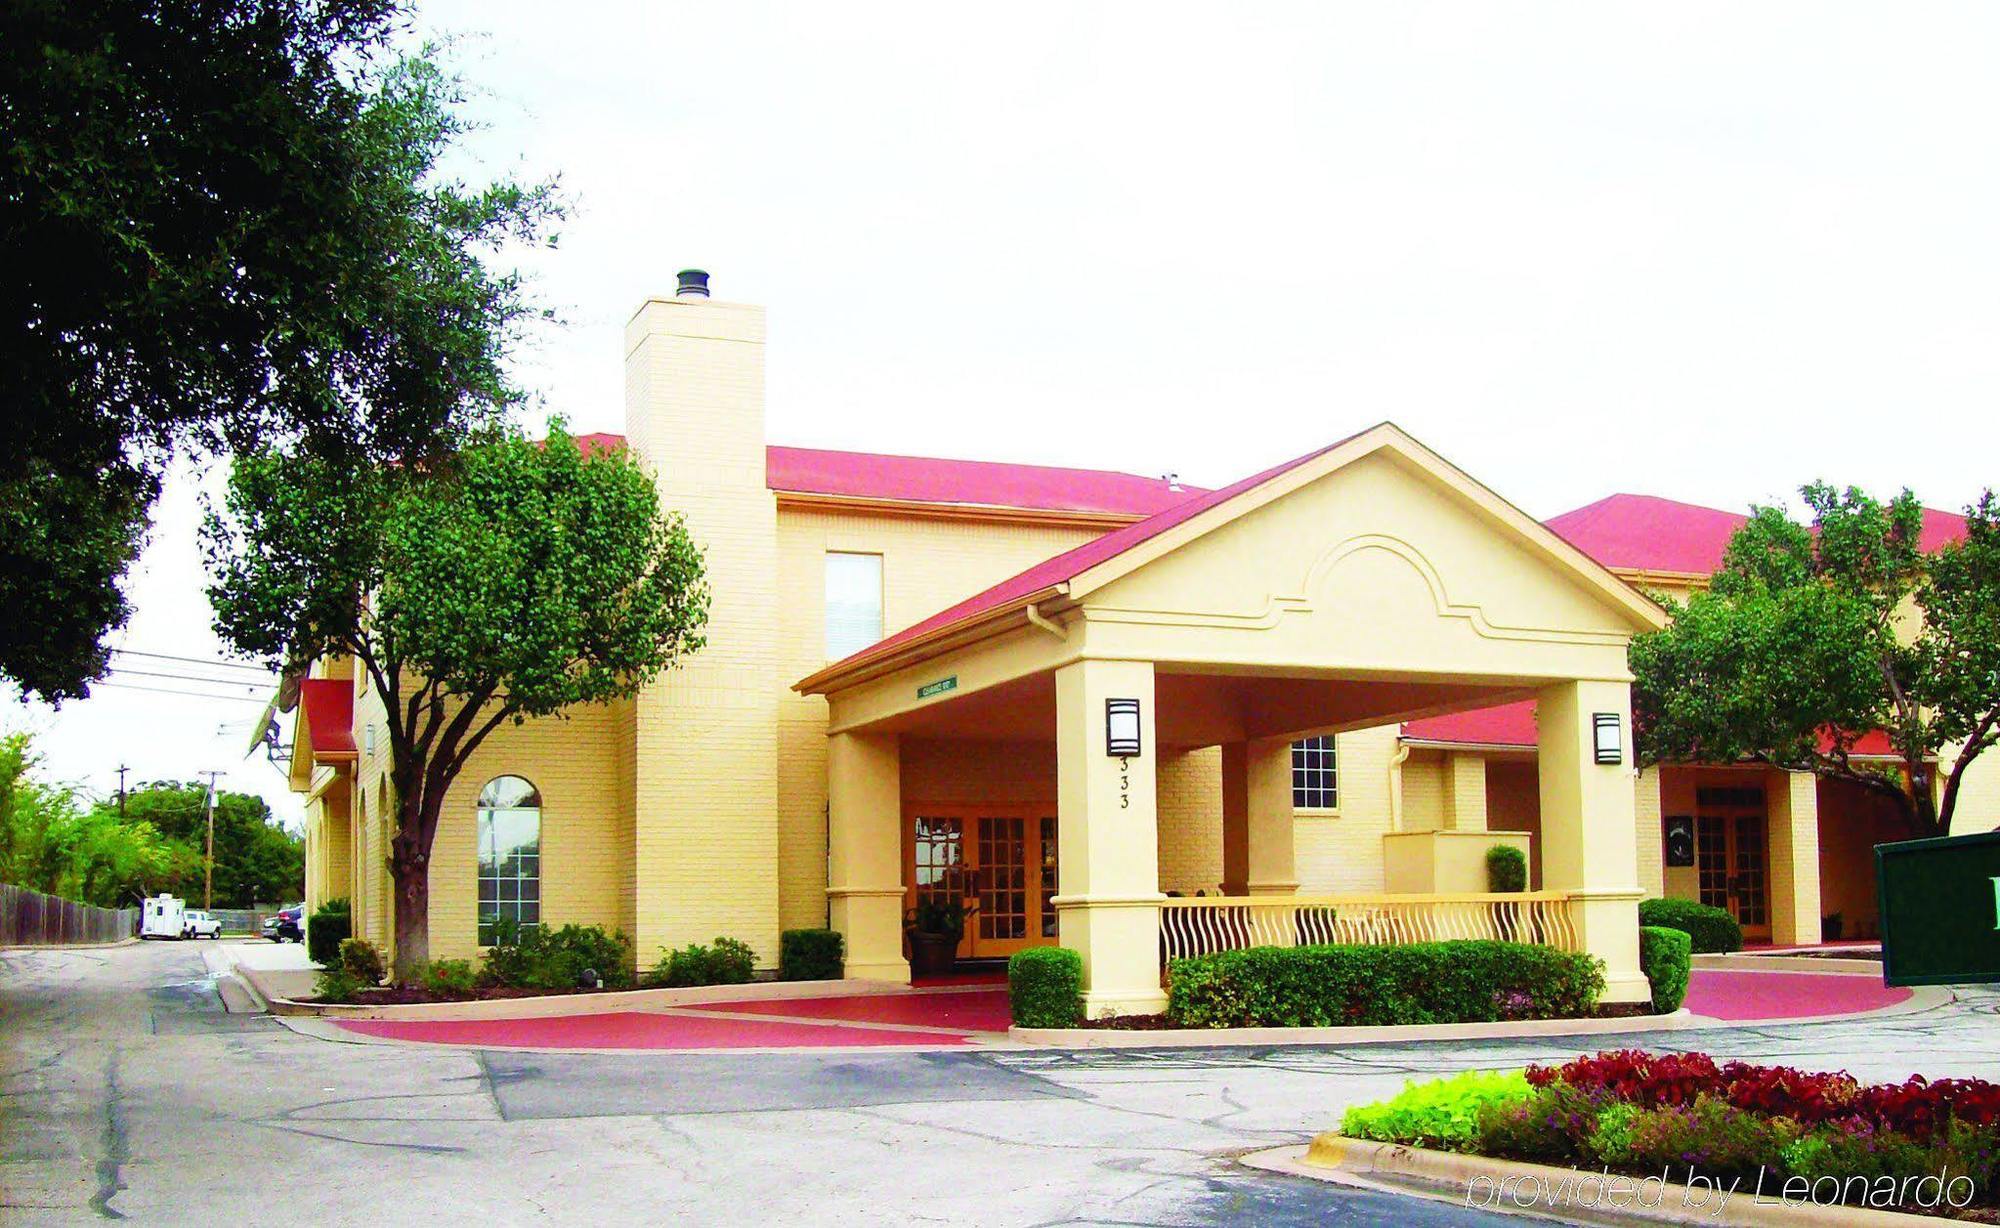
[1,1,560,702]
[204,428,709,977]
[1631,483,2000,835]
[104,783,304,908]
[0,732,194,906]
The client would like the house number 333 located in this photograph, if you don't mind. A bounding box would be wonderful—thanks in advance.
[1118,757,1131,809]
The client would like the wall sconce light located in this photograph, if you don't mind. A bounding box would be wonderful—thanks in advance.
[1105,698,1142,757]
[1593,712,1623,765]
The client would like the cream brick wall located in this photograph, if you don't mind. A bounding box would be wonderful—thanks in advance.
[626,297,782,964]
[774,506,1102,932]
[1296,726,1400,894]
[1159,746,1223,893]
[1634,765,1664,898]
[421,700,633,965]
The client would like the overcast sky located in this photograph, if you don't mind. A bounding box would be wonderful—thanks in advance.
[13,2,2000,825]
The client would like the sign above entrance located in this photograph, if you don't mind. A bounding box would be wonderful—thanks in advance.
[916,676,957,700]
[1877,830,2000,987]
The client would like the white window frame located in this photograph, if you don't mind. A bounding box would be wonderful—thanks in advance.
[824,551,885,660]
[1291,735,1339,813]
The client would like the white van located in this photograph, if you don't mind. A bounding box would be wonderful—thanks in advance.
[140,895,185,940]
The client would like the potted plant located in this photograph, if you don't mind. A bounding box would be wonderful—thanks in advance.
[1822,912,1844,942]
[906,894,977,978]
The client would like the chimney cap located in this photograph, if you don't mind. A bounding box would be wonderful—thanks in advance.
[675,269,711,298]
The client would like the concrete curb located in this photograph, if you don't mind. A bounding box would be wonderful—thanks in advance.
[1695,953,1884,975]
[1010,1008,1699,1048]
[1244,1137,1945,1226]
[247,971,912,1020]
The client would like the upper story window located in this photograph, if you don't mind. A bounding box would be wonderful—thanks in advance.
[825,552,884,659]
[1291,736,1338,810]
[477,775,541,945]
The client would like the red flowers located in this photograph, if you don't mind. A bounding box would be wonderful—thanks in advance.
[1527,1050,2000,1143]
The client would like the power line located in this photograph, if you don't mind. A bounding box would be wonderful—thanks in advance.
[94,681,271,704]
[111,649,272,675]
[106,667,270,691]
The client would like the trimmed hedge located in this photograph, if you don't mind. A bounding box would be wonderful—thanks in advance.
[1166,941,1605,1029]
[779,929,844,981]
[306,899,351,967]
[1639,925,1692,1014]
[1485,845,1527,893]
[1008,946,1084,1028]
[1639,896,1743,954]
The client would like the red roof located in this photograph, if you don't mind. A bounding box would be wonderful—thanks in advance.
[1546,495,1748,576]
[1404,700,1901,755]
[766,445,1201,517]
[297,678,356,756]
[1403,701,1538,747]
[563,434,1201,518]
[1546,493,1969,577]
[814,433,1367,676]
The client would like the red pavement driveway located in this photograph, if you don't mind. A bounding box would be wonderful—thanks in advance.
[328,967,1913,1051]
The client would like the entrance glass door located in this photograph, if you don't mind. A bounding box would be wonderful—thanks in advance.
[1695,787,1771,941]
[907,808,1058,960]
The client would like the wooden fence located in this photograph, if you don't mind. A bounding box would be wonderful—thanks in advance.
[0,884,138,946]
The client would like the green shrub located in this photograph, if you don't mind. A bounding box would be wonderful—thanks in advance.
[338,937,386,985]
[481,920,636,991]
[415,958,479,998]
[1340,1070,1533,1151]
[313,966,362,1004]
[306,898,352,967]
[1476,1084,1587,1163]
[654,936,757,987]
[779,929,844,981]
[1008,947,1083,1028]
[1166,941,1605,1029]
[1621,1094,1800,1184]
[1485,844,1528,893]
[1639,925,1692,1013]
[1638,897,1743,954]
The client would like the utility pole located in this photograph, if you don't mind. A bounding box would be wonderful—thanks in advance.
[199,771,223,911]
[115,765,128,819]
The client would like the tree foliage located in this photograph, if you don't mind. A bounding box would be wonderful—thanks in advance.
[106,782,304,907]
[1,0,560,701]
[204,427,709,974]
[1631,483,2000,834]
[0,733,195,907]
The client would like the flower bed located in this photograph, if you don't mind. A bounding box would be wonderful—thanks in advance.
[1339,1049,2000,1217]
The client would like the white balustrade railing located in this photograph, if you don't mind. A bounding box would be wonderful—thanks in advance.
[1159,892,1582,963]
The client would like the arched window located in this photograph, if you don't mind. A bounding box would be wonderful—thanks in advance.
[477,776,541,945]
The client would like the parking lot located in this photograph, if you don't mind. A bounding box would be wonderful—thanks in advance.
[5,939,2000,1225]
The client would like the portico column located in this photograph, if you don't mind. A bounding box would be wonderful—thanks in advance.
[1536,679,1649,1004]
[1766,769,1821,947]
[826,731,910,982]
[1053,658,1167,1017]
[1221,737,1299,896]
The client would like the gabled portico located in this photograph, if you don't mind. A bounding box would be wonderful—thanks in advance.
[799,424,1669,1016]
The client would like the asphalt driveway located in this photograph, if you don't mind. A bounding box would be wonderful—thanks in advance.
[5,940,1999,1226]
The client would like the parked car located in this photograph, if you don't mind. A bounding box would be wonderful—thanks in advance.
[263,903,304,943]
[181,911,222,940]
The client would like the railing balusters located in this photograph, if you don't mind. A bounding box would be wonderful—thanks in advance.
[1159,891,1586,960]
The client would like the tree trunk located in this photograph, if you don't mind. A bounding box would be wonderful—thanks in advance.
[390,847,430,984]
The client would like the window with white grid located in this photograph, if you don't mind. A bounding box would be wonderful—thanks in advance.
[1291,736,1338,810]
